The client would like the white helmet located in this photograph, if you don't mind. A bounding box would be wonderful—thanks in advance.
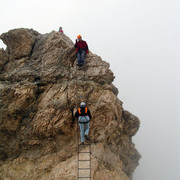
[80,102,86,107]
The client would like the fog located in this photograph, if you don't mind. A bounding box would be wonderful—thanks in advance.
[0,0,180,179]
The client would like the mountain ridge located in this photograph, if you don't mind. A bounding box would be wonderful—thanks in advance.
[0,28,141,180]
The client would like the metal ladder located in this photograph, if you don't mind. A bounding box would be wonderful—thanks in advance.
[75,61,91,180]
[77,126,91,180]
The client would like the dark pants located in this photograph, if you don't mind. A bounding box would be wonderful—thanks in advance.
[77,50,86,65]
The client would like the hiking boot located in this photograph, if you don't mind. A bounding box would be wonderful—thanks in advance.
[80,142,85,145]
[85,135,90,141]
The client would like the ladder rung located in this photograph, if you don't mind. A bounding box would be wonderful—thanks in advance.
[78,160,90,161]
[78,168,91,170]
[78,152,90,153]
[79,144,91,146]
[78,177,90,179]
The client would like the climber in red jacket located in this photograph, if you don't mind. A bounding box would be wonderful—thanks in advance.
[75,35,89,66]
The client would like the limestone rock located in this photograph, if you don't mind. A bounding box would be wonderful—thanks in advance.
[0,28,37,60]
[0,48,9,70]
[0,28,141,180]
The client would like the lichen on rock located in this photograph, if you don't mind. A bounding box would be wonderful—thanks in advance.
[0,28,141,180]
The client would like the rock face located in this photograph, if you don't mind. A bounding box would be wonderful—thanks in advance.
[0,28,141,180]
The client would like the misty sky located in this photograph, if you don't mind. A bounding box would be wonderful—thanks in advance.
[0,0,180,179]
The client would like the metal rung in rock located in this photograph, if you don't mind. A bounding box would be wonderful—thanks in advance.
[78,177,90,179]
[78,160,90,161]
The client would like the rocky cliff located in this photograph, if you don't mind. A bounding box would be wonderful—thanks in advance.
[0,28,141,180]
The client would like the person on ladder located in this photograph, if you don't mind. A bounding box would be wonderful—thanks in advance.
[75,102,92,145]
[75,35,89,66]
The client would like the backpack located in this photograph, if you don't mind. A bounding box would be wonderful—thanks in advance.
[78,107,88,114]
[78,107,89,123]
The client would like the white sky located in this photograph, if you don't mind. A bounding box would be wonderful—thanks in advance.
[0,0,180,179]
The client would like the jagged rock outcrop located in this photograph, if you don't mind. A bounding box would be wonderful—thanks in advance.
[0,28,141,180]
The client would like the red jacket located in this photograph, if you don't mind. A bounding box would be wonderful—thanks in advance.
[75,40,89,54]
